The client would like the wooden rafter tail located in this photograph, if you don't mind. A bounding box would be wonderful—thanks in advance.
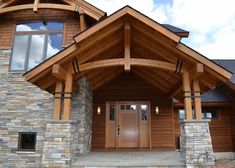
[124,22,131,71]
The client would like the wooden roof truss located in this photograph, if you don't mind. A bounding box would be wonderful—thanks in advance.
[0,0,106,20]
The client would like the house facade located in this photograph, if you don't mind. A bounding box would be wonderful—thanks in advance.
[0,0,235,167]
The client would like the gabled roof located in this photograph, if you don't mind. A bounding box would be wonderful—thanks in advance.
[214,60,235,84]
[0,0,106,20]
[23,6,232,100]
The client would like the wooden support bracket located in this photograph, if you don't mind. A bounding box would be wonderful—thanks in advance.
[52,64,66,81]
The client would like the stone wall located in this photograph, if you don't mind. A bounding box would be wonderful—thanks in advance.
[42,78,93,167]
[180,119,215,167]
[0,49,54,167]
[42,121,79,167]
[71,77,93,155]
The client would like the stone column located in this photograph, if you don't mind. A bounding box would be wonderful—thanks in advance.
[42,120,78,167]
[180,119,215,167]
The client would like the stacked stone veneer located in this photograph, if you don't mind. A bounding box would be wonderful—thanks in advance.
[42,77,93,167]
[0,50,54,167]
[180,119,215,167]
[0,50,93,167]
[42,121,79,167]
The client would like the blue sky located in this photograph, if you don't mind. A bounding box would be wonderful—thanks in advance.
[87,0,235,59]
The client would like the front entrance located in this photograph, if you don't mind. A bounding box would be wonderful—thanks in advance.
[105,101,151,149]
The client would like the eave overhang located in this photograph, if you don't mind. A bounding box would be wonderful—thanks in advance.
[23,6,232,100]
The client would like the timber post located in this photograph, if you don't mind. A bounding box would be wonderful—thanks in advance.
[63,70,73,120]
[182,71,193,119]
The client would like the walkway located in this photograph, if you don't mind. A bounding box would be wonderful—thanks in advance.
[72,151,185,167]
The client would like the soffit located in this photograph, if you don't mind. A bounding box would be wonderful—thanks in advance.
[22,6,232,101]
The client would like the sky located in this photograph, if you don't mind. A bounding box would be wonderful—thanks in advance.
[87,0,235,60]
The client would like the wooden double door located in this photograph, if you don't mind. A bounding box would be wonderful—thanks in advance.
[105,101,151,149]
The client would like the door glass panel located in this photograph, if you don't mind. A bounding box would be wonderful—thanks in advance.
[120,105,125,110]
[109,104,115,121]
[141,105,148,121]
[126,105,136,110]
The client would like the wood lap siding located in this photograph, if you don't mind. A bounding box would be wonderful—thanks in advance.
[0,9,81,48]
[174,106,234,152]
[92,72,175,150]
[231,104,235,151]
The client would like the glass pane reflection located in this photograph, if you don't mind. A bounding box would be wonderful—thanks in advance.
[10,35,29,70]
[46,33,63,59]
[28,35,45,70]
[16,22,64,31]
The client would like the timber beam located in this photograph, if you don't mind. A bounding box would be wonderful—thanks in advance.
[79,8,86,31]
[79,58,181,73]
[33,0,40,13]
[167,63,204,99]
[52,64,66,81]
[124,22,131,71]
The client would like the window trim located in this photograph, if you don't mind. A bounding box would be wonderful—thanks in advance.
[18,132,37,152]
[9,20,65,72]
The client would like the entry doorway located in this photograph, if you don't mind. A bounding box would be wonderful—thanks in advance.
[105,101,151,149]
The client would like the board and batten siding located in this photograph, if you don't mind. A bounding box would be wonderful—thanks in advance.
[174,105,235,152]
[92,72,175,150]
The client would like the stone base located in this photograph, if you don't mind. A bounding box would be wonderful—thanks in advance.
[180,119,215,167]
[42,120,79,168]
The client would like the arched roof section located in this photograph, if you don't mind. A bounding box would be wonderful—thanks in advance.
[0,0,106,20]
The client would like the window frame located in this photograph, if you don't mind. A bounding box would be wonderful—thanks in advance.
[18,132,37,152]
[9,20,65,72]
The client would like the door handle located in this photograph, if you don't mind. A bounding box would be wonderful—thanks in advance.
[117,125,120,135]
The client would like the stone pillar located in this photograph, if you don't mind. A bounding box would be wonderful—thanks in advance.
[42,120,78,167]
[180,119,215,167]
[71,77,93,155]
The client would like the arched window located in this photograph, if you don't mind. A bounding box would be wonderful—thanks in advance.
[10,21,64,71]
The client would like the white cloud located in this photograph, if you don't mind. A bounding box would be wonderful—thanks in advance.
[87,0,235,59]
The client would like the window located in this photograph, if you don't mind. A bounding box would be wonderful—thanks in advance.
[10,21,64,71]
[109,104,115,121]
[202,107,218,119]
[18,132,37,151]
[141,105,148,121]
[179,109,185,120]
[178,107,218,120]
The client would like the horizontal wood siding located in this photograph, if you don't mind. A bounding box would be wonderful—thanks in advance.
[92,72,175,150]
[174,105,234,152]
[0,9,81,48]
[230,104,235,151]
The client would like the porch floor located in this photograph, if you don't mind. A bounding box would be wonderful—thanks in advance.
[73,151,185,167]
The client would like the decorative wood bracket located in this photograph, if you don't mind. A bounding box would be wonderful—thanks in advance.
[52,64,66,82]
